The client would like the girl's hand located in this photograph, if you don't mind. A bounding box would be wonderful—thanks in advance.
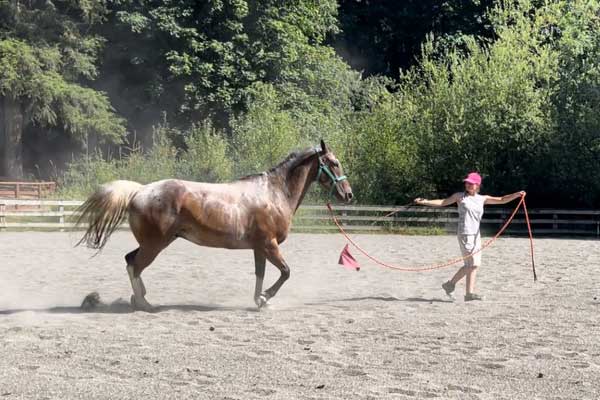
[414,197,426,205]
[516,191,526,198]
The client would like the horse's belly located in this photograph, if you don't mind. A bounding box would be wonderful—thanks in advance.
[178,227,252,249]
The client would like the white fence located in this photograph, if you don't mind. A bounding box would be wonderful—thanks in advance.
[1,199,600,237]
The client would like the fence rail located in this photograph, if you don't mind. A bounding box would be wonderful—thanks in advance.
[1,199,599,237]
[0,181,56,200]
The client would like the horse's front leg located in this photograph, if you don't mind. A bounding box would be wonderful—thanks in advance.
[253,250,268,308]
[259,239,290,308]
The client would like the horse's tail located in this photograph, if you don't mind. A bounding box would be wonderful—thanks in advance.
[75,180,143,250]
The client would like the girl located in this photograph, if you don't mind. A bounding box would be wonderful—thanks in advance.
[414,172,525,301]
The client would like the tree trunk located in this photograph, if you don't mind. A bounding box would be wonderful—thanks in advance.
[0,96,24,179]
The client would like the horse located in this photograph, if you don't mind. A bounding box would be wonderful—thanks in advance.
[75,140,353,311]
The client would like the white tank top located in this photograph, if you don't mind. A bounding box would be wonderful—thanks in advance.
[457,192,486,235]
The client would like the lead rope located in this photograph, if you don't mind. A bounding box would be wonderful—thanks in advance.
[521,197,537,281]
[327,195,536,279]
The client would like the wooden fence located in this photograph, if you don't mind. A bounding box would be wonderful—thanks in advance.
[1,199,599,237]
[0,181,56,200]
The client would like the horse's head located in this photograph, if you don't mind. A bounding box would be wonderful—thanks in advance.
[316,139,353,203]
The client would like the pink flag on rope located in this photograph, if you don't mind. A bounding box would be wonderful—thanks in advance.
[338,244,360,271]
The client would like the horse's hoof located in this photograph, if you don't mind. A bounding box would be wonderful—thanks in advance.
[130,295,156,312]
[255,295,269,309]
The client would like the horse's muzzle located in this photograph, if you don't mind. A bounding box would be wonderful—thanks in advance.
[345,191,354,203]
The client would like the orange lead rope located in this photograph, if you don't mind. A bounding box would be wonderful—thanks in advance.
[327,195,537,280]
[521,194,537,281]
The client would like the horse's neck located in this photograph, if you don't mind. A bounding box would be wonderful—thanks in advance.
[281,157,318,213]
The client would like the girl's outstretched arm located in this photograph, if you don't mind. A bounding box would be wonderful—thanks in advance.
[485,191,526,205]
[414,193,460,207]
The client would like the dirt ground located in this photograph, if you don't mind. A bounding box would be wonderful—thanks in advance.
[0,231,598,399]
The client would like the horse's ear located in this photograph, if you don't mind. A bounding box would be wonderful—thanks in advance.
[320,139,328,154]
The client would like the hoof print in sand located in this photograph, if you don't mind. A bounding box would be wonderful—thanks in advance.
[481,362,505,369]
[447,384,483,394]
[388,388,417,396]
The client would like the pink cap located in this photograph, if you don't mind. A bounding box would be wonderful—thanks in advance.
[463,172,482,185]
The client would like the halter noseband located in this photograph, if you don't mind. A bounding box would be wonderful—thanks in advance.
[314,147,347,198]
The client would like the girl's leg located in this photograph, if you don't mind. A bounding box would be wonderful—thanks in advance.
[445,234,480,297]
[453,235,474,285]
[466,234,482,295]
[465,266,478,294]
[442,265,468,297]
[450,266,469,284]
[449,233,484,301]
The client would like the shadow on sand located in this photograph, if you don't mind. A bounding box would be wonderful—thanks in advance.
[0,292,258,315]
[0,294,456,315]
[305,296,454,306]
[0,303,259,315]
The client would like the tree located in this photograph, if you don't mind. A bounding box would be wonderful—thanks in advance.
[333,0,496,78]
[536,0,600,206]
[99,0,346,133]
[0,0,125,178]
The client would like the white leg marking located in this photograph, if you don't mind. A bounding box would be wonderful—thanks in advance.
[127,265,154,311]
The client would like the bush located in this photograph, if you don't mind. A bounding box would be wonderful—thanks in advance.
[56,125,178,198]
[230,84,309,176]
[177,122,233,182]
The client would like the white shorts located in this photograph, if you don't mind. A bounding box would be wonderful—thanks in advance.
[458,233,481,268]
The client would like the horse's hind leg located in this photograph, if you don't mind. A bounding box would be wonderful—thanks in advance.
[125,246,162,311]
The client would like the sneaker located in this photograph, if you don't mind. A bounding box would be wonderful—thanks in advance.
[442,281,455,297]
[464,293,484,302]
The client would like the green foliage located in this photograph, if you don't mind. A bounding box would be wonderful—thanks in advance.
[334,95,427,204]
[407,33,552,194]
[539,0,600,206]
[230,83,307,176]
[333,0,496,77]
[123,127,179,183]
[57,153,121,199]
[178,122,234,182]
[0,39,125,142]
[7,0,600,209]
[57,126,177,198]
[106,0,343,126]
[0,1,125,178]
[0,0,108,80]
[330,0,600,207]
[57,121,234,198]
[361,1,549,199]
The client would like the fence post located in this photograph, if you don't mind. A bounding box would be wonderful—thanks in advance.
[14,183,20,211]
[59,204,65,231]
[0,202,5,230]
[553,213,558,231]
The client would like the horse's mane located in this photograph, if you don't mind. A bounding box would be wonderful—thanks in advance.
[239,147,318,181]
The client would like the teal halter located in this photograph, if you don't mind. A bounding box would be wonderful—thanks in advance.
[315,147,347,198]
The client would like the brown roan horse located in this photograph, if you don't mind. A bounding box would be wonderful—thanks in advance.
[76,140,353,311]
